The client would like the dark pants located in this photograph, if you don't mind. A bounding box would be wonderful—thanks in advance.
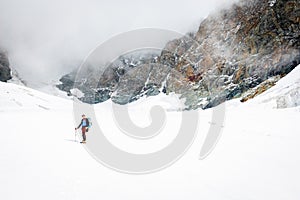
[81,127,87,141]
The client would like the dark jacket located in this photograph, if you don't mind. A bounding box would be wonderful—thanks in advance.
[77,118,90,129]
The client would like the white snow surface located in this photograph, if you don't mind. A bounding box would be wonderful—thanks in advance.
[249,65,300,109]
[0,65,300,200]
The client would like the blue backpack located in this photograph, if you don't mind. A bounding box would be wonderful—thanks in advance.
[87,118,92,129]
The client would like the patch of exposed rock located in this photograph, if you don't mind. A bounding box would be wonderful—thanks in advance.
[0,51,12,82]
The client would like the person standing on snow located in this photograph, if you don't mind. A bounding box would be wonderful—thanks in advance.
[75,114,90,143]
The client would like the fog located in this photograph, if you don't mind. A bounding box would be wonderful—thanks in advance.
[0,0,236,86]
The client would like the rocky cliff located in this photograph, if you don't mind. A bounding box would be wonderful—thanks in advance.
[0,51,12,82]
[58,0,300,109]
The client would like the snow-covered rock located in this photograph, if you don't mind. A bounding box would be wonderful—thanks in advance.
[250,65,300,109]
[57,0,300,110]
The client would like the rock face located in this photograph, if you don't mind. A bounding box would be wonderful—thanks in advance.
[249,64,300,109]
[0,51,12,82]
[57,51,161,104]
[57,0,300,109]
[240,76,281,103]
[159,0,300,108]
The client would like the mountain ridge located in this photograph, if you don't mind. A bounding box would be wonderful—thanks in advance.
[57,0,300,109]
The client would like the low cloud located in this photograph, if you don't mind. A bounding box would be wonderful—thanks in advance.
[0,0,237,86]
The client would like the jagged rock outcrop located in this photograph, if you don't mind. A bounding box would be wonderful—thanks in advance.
[111,63,194,105]
[58,51,161,103]
[0,51,12,82]
[159,0,300,108]
[240,76,281,102]
[57,0,300,109]
[249,64,300,109]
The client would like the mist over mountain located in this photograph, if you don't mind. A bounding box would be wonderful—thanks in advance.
[1,1,300,198]
[57,0,300,109]
[0,0,235,86]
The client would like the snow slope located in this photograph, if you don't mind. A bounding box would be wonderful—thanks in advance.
[0,65,300,200]
[250,65,300,109]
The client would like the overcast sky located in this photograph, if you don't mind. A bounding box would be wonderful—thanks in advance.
[0,0,236,86]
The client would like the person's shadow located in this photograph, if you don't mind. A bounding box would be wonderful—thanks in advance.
[64,139,78,143]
